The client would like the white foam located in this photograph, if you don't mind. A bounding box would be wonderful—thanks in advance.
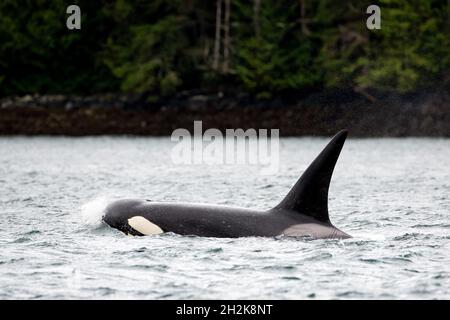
[80,196,112,226]
[350,232,387,241]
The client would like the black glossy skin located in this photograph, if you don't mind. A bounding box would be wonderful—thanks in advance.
[103,130,351,239]
[103,200,350,239]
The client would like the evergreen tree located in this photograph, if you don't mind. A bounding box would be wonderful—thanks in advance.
[318,0,450,93]
[233,0,321,99]
[0,0,118,96]
[0,0,448,98]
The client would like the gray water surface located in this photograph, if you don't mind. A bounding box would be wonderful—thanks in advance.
[0,136,449,299]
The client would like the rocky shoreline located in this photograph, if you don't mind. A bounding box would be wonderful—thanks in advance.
[0,90,449,136]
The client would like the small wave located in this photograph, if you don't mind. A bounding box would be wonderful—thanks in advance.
[262,265,296,271]
[129,264,169,272]
[393,233,431,241]
[336,290,365,298]
[349,232,386,241]
[11,237,31,244]
[80,196,113,226]
[359,258,385,264]
[304,252,333,261]
[384,256,413,263]
[23,230,41,236]
[412,223,450,228]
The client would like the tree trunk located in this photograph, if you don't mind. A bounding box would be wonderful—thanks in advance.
[448,0,450,29]
[253,0,261,38]
[222,0,231,73]
[299,0,311,35]
[213,0,223,70]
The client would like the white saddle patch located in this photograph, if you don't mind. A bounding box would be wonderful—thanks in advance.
[128,216,163,235]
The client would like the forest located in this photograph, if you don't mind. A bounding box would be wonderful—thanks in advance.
[0,0,449,101]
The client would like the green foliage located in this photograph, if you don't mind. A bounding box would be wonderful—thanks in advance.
[233,1,321,99]
[0,0,119,96]
[319,0,450,92]
[0,0,449,98]
[102,0,210,100]
[106,18,185,95]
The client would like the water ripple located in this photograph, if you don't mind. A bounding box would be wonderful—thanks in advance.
[0,136,448,299]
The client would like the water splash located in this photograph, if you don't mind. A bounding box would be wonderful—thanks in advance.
[80,196,112,226]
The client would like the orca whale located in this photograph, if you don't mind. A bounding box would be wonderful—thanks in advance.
[103,130,351,239]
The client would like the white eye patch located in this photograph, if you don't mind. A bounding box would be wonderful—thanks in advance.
[128,216,163,235]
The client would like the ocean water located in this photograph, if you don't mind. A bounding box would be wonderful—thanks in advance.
[0,136,448,299]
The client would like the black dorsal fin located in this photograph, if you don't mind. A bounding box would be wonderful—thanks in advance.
[273,130,348,223]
